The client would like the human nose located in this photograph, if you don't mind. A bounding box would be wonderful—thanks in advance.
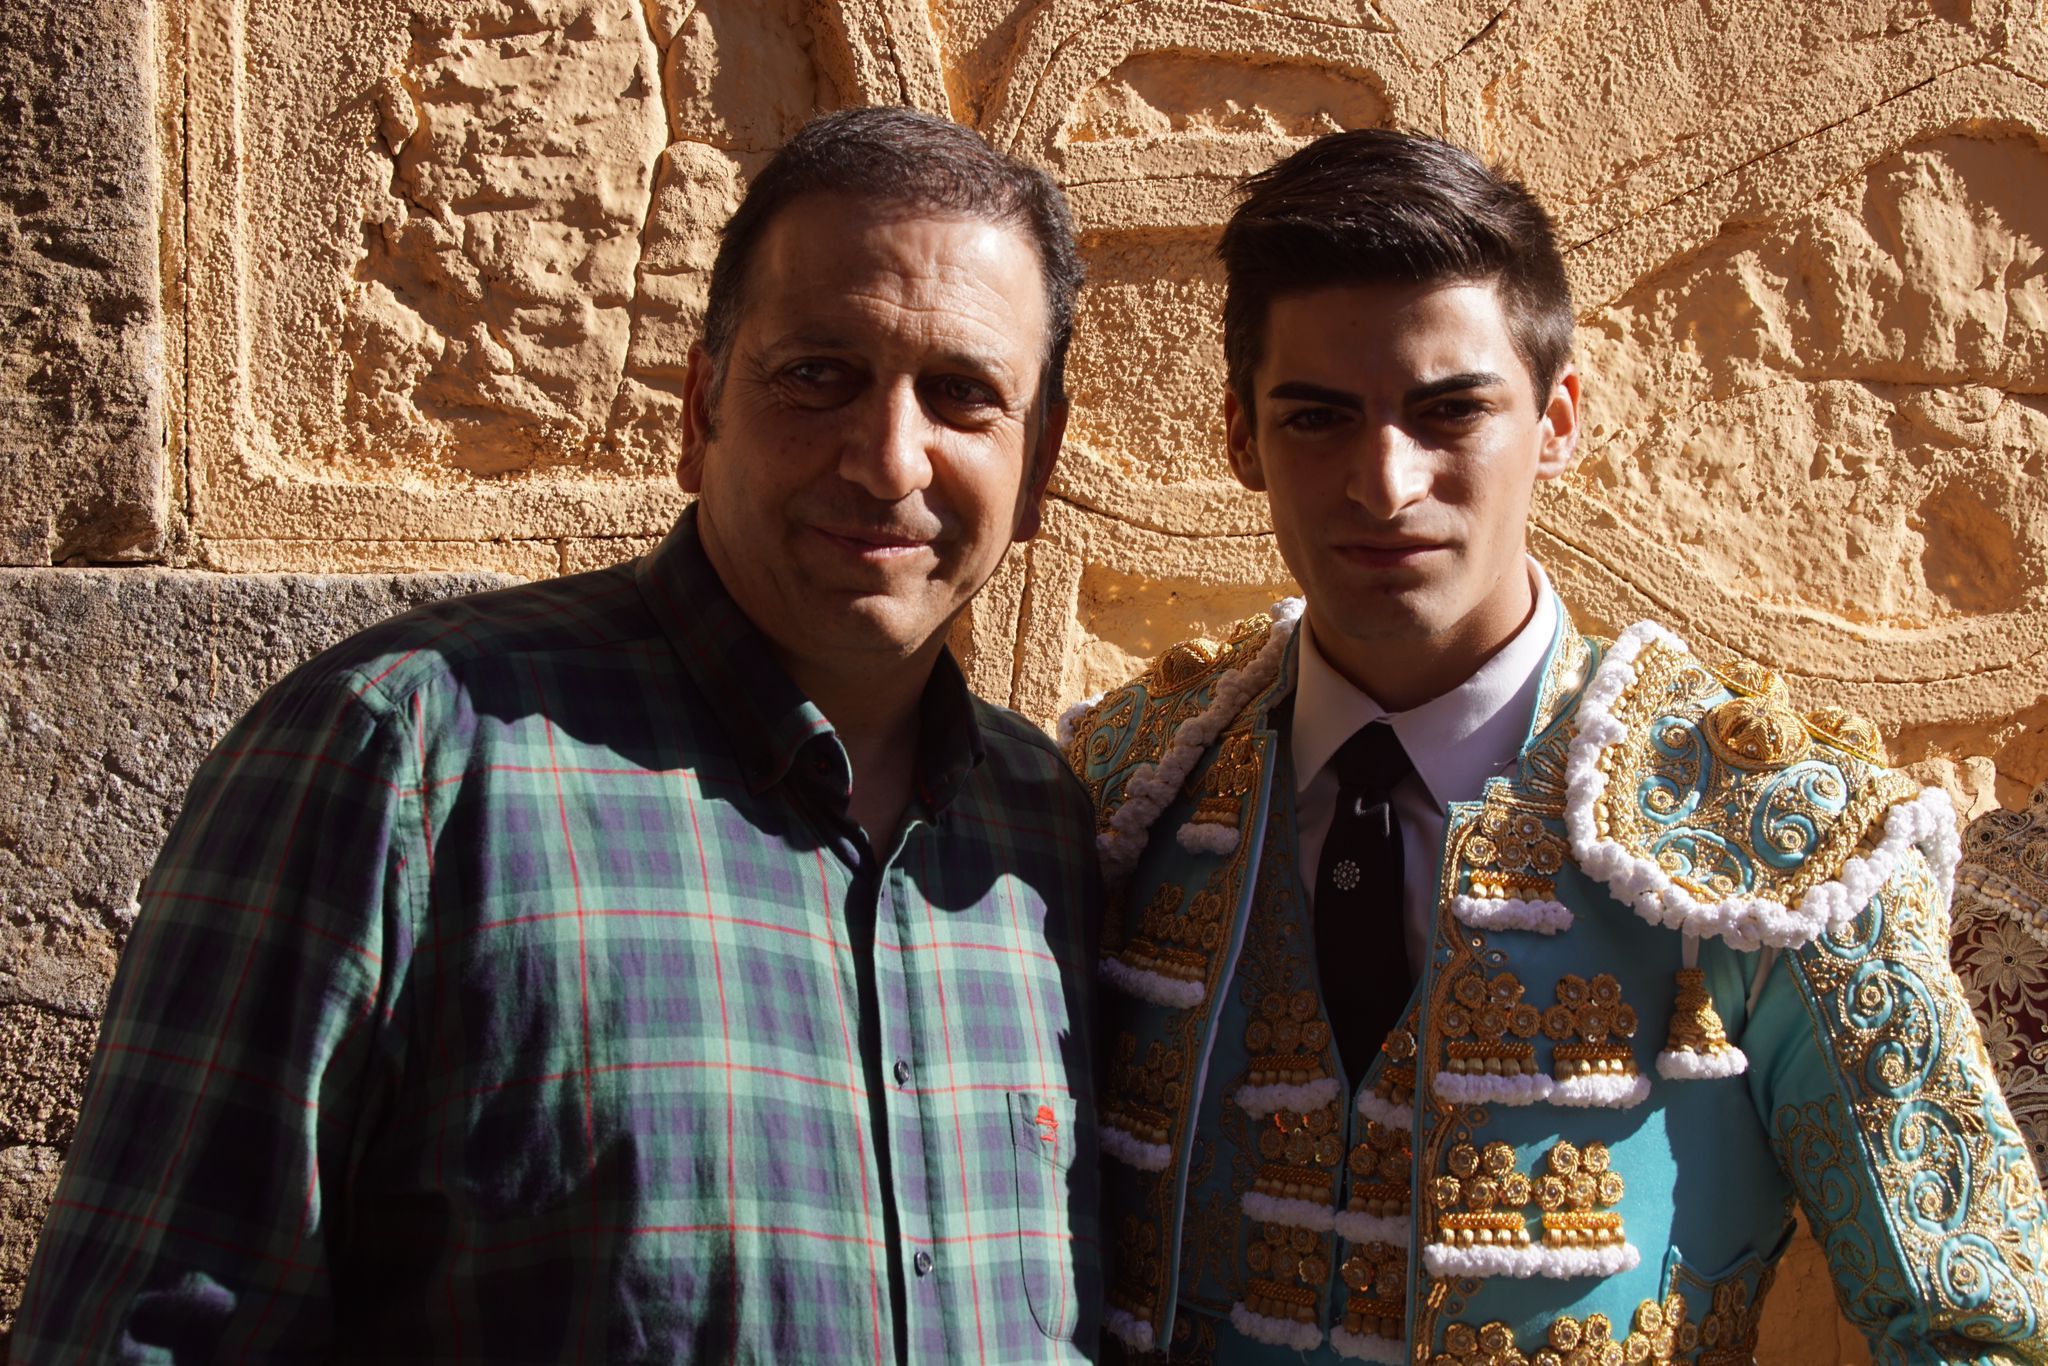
[1348,421,1431,520]
[840,378,935,502]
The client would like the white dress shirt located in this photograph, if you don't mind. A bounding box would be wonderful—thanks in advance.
[1290,561,1561,975]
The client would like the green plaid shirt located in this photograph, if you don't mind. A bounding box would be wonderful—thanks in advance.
[17,509,1103,1363]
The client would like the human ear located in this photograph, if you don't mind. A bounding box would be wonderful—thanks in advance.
[1013,397,1068,542]
[677,344,717,494]
[1534,366,1581,483]
[1224,388,1267,492]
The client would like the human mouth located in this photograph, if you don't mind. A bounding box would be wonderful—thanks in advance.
[1335,537,1446,569]
[811,524,937,560]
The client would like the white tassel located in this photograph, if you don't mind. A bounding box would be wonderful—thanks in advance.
[1235,1076,1342,1116]
[1097,955,1205,1009]
[1451,896,1574,934]
[1228,1303,1324,1350]
[1353,1089,1413,1130]
[1105,1309,1156,1352]
[1655,1047,1749,1080]
[1332,1210,1409,1246]
[1329,1327,1407,1362]
[1550,1072,1652,1109]
[1423,1240,1639,1280]
[1242,1191,1336,1231]
[1432,1072,1554,1106]
[1176,820,1241,855]
[1100,1124,1171,1172]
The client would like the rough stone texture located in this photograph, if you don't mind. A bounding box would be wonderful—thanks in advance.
[0,567,509,1348]
[9,0,2048,1354]
[0,0,164,564]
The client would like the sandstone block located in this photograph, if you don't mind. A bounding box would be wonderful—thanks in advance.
[0,0,163,565]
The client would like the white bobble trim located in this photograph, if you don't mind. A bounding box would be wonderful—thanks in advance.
[1229,1302,1325,1350]
[1098,955,1205,1009]
[1105,1309,1156,1352]
[1656,1046,1749,1080]
[1329,1327,1408,1362]
[1332,1210,1410,1246]
[1242,1191,1337,1231]
[1100,1123,1171,1172]
[1354,1090,1413,1130]
[1551,1071,1653,1109]
[1235,1076,1342,1116]
[1451,896,1575,934]
[1432,1072,1555,1106]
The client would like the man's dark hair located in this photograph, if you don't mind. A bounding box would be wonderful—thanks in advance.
[1220,129,1573,414]
[702,106,1084,408]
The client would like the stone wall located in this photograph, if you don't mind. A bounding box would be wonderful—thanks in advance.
[7,0,2048,1356]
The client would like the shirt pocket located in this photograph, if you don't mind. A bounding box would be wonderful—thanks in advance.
[1007,1090,1096,1343]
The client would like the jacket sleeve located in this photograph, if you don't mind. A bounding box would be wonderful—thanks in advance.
[11,666,423,1362]
[1743,847,2048,1365]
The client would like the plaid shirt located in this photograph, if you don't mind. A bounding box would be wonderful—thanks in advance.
[16,510,1103,1364]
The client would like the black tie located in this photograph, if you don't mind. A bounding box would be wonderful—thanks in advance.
[1313,722,1414,1081]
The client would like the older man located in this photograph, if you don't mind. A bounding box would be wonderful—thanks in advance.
[18,108,1101,1363]
[1065,129,2047,1364]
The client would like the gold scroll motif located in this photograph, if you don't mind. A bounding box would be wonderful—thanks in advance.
[1519,628,1597,806]
[1463,805,1569,900]
[1242,987,1334,1095]
[1105,1029,1183,1159]
[1532,1140,1627,1252]
[1545,974,1641,1086]
[1339,1238,1407,1343]
[1662,968,1733,1057]
[1242,1222,1327,1326]
[1189,730,1261,831]
[1440,970,1545,1082]
[1432,1141,1535,1250]
[1430,1293,1700,1366]
[1429,1141,1627,1254]
[1788,865,2048,1340]
[1249,1101,1346,1212]
[1588,643,1913,908]
[1345,1119,1411,1224]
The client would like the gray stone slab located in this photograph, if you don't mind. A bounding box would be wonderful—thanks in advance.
[0,0,163,564]
[0,566,511,1345]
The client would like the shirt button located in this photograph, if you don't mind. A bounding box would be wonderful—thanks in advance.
[893,1058,911,1085]
[913,1250,934,1277]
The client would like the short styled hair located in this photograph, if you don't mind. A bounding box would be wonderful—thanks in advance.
[1219,129,1574,413]
[702,106,1084,407]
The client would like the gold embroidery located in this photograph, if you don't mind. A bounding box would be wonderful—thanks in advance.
[1700,669,1812,769]
[1586,639,1916,907]
[1110,1209,1165,1329]
[1532,1140,1626,1250]
[1544,973,1640,1082]
[1462,805,1569,896]
[1243,987,1334,1088]
[1520,627,1596,805]
[1242,1223,1325,1324]
[1250,1103,1344,1206]
[1345,1119,1411,1222]
[1189,731,1262,831]
[1104,1030,1178,1154]
[1786,861,2048,1342]
[1661,967,1735,1059]
[1369,1026,1418,1112]
[1339,1239,1406,1342]
[1431,1141,1532,1248]
[1691,1267,1772,1365]
[1441,970,1544,1080]
[1109,884,1211,988]
[1428,1293,1698,1365]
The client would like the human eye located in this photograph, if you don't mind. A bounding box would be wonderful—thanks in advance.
[777,358,859,408]
[924,374,1007,429]
[1276,405,1348,435]
[1423,395,1491,429]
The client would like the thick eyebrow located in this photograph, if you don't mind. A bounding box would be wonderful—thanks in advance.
[1407,371,1508,402]
[1265,381,1363,409]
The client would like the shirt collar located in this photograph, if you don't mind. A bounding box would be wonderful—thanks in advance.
[1290,560,1562,809]
[636,505,986,806]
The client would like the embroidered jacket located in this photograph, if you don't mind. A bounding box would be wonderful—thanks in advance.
[1065,601,2048,1365]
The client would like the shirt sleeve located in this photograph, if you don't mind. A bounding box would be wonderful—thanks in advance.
[12,665,423,1362]
[1743,847,2048,1366]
